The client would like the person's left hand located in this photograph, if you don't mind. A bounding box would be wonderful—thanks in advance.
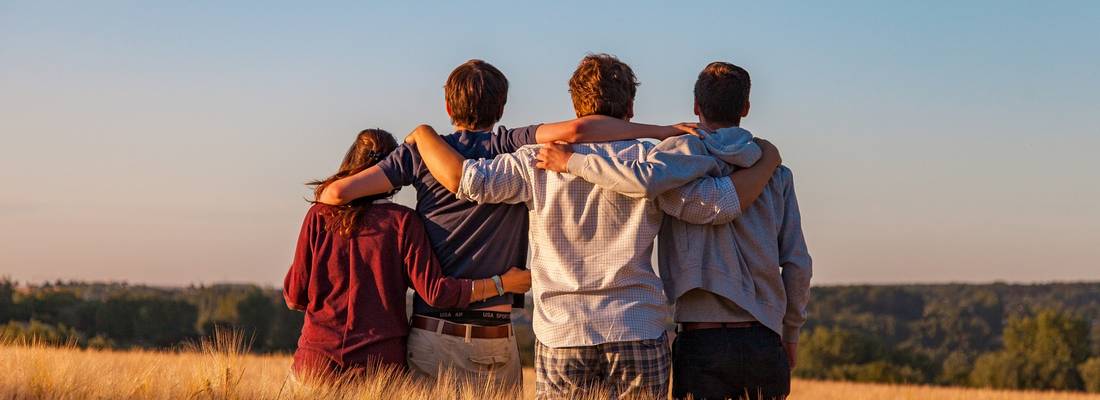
[535,142,573,173]
[783,341,798,370]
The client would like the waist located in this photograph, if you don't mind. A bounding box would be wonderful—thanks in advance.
[410,315,513,339]
[679,321,763,332]
[413,292,515,316]
[416,309,512,326]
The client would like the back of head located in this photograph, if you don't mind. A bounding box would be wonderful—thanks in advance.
[310,129,400,236]
[445,59,509,131]
[568,53,639,119]
[694,62,751,126]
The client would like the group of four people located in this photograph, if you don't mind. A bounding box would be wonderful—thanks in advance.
[283,54,812,399]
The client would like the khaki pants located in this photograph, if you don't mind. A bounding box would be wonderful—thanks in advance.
[406,326,522,392]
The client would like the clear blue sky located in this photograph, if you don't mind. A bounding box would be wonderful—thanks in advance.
[1,1,1098,286]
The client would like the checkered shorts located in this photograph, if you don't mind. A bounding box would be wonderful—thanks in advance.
[535,332,671,399]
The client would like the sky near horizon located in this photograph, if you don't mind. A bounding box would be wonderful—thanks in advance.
[1,1,1099,287]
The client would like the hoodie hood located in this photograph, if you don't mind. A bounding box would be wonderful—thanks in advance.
[697,126,760,169]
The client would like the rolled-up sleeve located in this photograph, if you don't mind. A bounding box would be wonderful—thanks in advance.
[457,148,534,205]
[657,175,742,225]
[776,167,812,343]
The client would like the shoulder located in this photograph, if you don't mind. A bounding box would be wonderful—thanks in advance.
[368,202,425,235]
[378,142,420,168]
[303,203,332,228]
[505,144,541,161]
[774,165,796,187]
[370,202,417,218]
[655,134,708,155]
[306,203,330,217]
[660,134,705,148]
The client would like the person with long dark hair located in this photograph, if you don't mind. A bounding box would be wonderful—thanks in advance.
[283,128,531,380]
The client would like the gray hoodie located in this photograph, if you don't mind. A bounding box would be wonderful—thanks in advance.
[564,126,813,343]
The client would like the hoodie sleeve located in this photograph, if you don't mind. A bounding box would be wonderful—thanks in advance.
[776,167,813,343]
[564,136,726,199]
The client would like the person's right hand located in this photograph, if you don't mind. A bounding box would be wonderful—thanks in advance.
[755,138,782,167]
[670,122,707,138]
[499,267,532,294]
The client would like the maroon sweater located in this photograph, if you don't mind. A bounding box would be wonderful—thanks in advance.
[283,203,473,368]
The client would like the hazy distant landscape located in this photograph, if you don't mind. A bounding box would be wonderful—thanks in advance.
[3,279,1099,393]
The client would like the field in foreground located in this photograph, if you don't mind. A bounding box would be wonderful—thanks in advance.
[3,340,1099,400]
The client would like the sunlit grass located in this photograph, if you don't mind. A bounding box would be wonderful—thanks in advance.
[2,333,1099,400]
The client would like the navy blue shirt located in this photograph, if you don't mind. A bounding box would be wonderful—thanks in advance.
[376,125,539,315]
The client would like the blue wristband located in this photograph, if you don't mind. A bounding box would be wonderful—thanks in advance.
[491,275,505,296]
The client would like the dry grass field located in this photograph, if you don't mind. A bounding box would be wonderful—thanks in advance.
[3,335,1099,400]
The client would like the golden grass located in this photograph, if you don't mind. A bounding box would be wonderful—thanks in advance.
[2,334,1098,400]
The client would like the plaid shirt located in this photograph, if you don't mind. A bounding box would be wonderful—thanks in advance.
[457,140,738,348]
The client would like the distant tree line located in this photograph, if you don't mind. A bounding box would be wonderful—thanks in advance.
[797,283,1100,392]
[0,279,302,352]
[1,279,1098,392]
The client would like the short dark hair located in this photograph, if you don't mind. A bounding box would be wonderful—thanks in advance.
[568,54,639,119]
[694,62,751,125]
[445,59,508,130]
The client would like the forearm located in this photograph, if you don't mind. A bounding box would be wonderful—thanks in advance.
[317,166,394,205]
[410,125,465,193]
[728,162,779,212]
[567,152,723,199]
[469,279,498,303]
[537,115,679,144]
[658,176,742,225]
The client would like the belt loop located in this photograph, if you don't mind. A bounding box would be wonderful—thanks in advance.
[463,324,472,343]
[435,319,444,335]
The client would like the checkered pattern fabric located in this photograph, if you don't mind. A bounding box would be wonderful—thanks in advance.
[534,333,671,399]
[458,140,693,348]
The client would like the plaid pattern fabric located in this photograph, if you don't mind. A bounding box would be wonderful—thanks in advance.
[535,333,671,400]
[458,141,731,348]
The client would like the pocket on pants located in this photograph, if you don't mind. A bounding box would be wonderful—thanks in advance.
[469,354,511,369]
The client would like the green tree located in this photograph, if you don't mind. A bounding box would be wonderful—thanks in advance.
[796,327,883,379]
[971,351,1028,389]
[236,289,275,350]
[266,297,303,352]
[0,278,13,322]
[828,361,925,384]
[0,320,80,345]
[938,351,974,386]
[1081,357,1100,393]
[970,310,1089,391]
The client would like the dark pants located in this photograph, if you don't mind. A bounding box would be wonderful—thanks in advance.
[672,325,790,400]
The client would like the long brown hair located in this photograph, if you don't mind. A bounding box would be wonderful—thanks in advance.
[308,129,399,236]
